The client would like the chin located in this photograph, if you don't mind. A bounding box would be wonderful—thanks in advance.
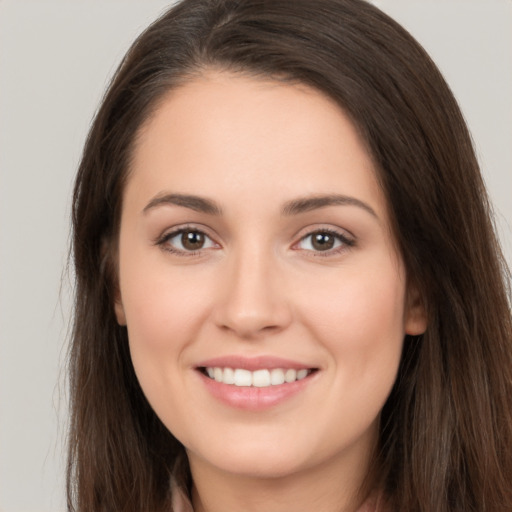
[185,435,307,477]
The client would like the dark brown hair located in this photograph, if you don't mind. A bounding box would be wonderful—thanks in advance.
[69,1,512,510]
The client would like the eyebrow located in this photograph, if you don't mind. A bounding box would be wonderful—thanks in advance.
[281,194,377,218]
[143,193,223,215]
[143,192,377,219]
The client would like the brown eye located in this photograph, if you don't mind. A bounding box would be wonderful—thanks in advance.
[311,232,335,251]
[160,228,217,254]
[181,230,205,250]
[296,229,353,254]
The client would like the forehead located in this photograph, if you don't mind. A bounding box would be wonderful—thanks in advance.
[127,71,387,219]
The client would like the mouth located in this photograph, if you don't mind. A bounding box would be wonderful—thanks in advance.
[198,366,318,387]
[195,356,320,410]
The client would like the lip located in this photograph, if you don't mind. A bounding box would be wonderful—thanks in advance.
[196,355,314,371]
[194,355,319,411]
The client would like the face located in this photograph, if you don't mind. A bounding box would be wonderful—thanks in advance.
[115,72,426,484]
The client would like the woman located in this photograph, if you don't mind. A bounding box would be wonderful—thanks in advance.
[68,0,512,511]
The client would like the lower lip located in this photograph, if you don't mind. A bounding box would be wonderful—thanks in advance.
[198,371,316,411]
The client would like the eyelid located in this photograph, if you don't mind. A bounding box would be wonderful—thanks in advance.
[291,226,356,255]
[153,223,355,257]
[154,223,221,256]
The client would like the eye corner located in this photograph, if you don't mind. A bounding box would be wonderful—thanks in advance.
[154,224,221,257]
[292,227,356,256]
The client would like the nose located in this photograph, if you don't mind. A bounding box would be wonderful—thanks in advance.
[212,247,292,339]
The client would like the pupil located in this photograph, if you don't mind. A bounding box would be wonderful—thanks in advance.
[312,233,334,251]
[182,230,204,250]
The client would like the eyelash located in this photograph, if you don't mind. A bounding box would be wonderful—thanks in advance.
[154,225,217,256]
[155,226,355,257]
[294,228,355,257]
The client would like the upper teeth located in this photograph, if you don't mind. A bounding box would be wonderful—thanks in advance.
[205,367,310,387]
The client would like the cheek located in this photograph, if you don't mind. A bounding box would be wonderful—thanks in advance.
[117,253,214,408]
[310,268,406,429]
[298,259,407,390]
[305,263,406,337]
[119,253,212,348]
[119,264,213,428]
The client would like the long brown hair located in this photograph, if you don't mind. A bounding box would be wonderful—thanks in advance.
[69,1,512,510]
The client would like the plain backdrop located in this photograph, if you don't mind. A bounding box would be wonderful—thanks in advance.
[0,1,510,511]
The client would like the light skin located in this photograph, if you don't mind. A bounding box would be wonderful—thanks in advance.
[114,71,427,512]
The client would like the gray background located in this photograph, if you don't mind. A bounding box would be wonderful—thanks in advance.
[0,1,510,511]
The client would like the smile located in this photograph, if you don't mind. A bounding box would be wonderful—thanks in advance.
[202,367,314,387]
[195,356,320,410]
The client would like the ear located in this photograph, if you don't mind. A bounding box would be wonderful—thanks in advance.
[114,294,127,326]
[101,236,127,326]
[404,283,427,335]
